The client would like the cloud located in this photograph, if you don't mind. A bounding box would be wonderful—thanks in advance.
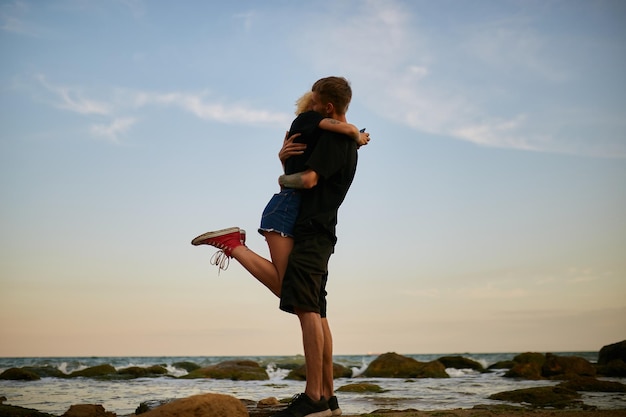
[33,76,289,144]
[300,1,625,158]
[0,0,36,36]
[91,117,136,143]
[131,91,290,126]
[37,75,110,115]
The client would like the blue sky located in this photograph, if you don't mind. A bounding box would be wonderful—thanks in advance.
[1,0,625,357]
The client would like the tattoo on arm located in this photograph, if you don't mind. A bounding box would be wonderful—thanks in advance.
[279,172,306,189]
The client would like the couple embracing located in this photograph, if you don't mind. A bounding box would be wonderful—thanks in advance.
[192,76,370,417]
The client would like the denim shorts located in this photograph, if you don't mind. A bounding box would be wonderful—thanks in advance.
[258,188,301,238]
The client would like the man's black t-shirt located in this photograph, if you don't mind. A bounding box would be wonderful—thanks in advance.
[295,126,358,243]
[284,111,324,175]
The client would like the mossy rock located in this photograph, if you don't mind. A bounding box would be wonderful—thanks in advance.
[285,363,352,381]
[0,367,40,381]
[558,376,626,392]
[69,364,116,378]
[488,360,515,370]
[596,359,626,377]
[337,382,385,393]
[184,360,268,380]
[363,352,449,378]
[23,366,67,379]
[173,361,201,372]
[542,353,596,379]
[489,386,581,408]
[0,404,55,416]
[437,356,485,372]
[117,365,168,378]
[504,352,546,380]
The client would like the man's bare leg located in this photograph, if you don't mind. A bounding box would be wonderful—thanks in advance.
[321,317,334,400]
[296,308,324,402]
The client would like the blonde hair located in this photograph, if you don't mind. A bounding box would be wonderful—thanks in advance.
[295,91,313,115]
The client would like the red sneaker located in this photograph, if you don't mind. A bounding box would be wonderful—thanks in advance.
[191,227,245,257]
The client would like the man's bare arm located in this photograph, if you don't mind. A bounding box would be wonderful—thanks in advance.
[279,169,318,189]
[318,118,370,146]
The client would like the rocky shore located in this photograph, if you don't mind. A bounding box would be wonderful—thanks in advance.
[1,341,625,417]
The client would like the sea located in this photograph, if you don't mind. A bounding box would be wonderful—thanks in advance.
[1,352,625,416]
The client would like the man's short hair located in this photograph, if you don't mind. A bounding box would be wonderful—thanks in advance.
[312,76,352,115]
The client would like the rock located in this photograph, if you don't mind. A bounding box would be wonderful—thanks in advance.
[61,404,116,417]
[0,404,55,416]
[598,340,626,364]
[0,367,40,381]
[257,397,280,406]
[172,361,200,372]
[597,340,626,377]
[69,365,116,378]
[139,393,247,417]
[285,362,352,380]
[117,365,168,378]
[597,359,626,377]
[437,355,485,372]
[22,366,67,379]
[504,352,546,380]
[558,376,626,392]
[184,360,269,380]
[487,360,515,370]
[135,400,174,415]
[337,382,385,393]
[542,353,596,379]
[489,386,582,408]
[363,352,449,378]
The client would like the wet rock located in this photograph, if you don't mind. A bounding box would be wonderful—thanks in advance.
[558,376,626,392]
[504,352,546,380]
[69,364,116,378]
[184,360,269,380]
[61,404,116,417]
[542,353,596,379]
[0,367,40,381]
[487,360,515,370]
[597,359,626,377]
[21,366,67,379]
[489,386,582,408]
[172,361,200,372]
[285,362,352,380]
[0,404,54,417]
[437,355,485,372]
[363,352,449,378]
[139,393,247,417]
[597,340,626,377]
[337,382,385,393]
[116,365,168,379]
[598,340,626,364]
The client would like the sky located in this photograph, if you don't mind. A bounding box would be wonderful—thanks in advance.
[1,0,625,358]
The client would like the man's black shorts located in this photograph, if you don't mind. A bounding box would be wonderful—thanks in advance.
[280,233,334,318]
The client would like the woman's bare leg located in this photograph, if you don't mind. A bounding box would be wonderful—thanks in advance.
[230,231,293,297]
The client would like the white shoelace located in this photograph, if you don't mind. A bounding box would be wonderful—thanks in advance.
[210,250,229,273]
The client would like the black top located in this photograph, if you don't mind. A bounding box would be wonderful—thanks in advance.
[284,111,324,175]
[294,121,358,243]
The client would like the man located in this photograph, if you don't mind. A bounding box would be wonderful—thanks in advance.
[273,77,357,417]
[192,77,359,417]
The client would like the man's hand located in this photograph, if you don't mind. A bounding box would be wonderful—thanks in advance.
[356,130,371,147]
[279,131,306,164]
